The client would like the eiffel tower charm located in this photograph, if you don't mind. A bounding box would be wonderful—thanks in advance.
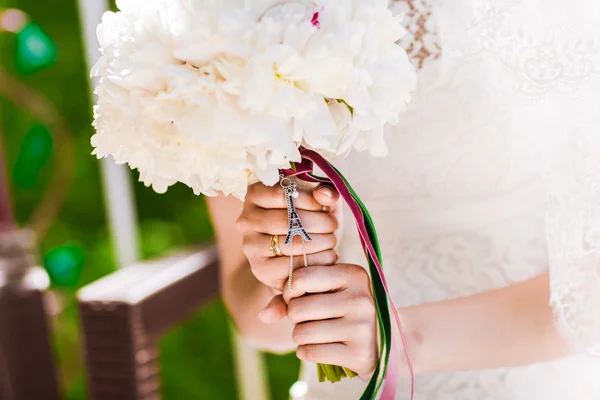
[283,186,311,245]
[280,175,311,291]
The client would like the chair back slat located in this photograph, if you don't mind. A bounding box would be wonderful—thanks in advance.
[78,248,220,400]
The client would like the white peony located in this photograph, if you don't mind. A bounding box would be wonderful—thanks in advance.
[91,0,416,199]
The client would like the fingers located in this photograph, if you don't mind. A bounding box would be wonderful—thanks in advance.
[292,318,349,345]
[292,313,376,347]
[238,207,338,235]
[297,340,378,377]
[313,184,340,213]
[246,183,325,211]
[252,250,338,290]
[297,343,353,366]
[259,295,287,324]
[294,313,379,377]
[283,264,370,303]
[249,233,337,257]
[287,292,349,324]
[286,262,379,379]
[287,289,376,325]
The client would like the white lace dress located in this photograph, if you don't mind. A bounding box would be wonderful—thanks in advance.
[295,1,600,399]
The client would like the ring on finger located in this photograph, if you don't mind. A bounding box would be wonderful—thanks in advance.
[269,235,284,257]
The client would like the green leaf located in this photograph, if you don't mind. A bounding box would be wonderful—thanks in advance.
[14,21,57,75]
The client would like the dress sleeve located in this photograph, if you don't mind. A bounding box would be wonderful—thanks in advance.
[544,56,600,355]
[512,0,600,356]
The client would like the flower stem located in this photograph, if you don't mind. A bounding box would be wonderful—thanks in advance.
[317,363,326,382]
[316,363,358,384]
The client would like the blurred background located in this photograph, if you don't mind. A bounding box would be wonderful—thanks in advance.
[0,0,299,398]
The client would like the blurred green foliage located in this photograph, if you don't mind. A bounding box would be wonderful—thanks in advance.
[0,0,299,398]
[14,21,57,74]
[12,123,53,189]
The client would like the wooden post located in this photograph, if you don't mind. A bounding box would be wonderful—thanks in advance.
[0,230,61,400]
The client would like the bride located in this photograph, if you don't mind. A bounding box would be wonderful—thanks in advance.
[207,1,600,399]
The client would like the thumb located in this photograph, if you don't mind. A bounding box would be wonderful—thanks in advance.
[313,184,340,212]
[259,295,287,324]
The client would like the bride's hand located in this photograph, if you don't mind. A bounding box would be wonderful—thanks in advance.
[284,263,379,379]
[237,182,341,319]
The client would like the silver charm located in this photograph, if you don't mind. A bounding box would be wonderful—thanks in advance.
[280,175,311,291]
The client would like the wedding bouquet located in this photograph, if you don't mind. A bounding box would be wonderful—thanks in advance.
[91,0,417,398]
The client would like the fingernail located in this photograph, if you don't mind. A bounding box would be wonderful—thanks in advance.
[319,187,333,198]
[259,304,268,318]
[259,304,272,322]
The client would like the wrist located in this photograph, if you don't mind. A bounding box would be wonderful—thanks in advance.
[397,305,428,377]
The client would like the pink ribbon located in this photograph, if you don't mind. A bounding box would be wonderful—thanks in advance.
[282,149,414,400]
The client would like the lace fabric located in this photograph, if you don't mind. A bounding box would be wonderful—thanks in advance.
[391,0,442,70]
[544,91,600,357]
[296,1,600,399]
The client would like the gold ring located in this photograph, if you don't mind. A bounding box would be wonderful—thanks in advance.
[269,235,283,257]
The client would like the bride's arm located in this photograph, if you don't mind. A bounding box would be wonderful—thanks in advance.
[402,272,571,374]
[207,194,295,353]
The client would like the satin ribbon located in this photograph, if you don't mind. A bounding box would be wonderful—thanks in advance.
[281,149,414,400]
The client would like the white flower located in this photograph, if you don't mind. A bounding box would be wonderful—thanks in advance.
[91,0,416,199]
